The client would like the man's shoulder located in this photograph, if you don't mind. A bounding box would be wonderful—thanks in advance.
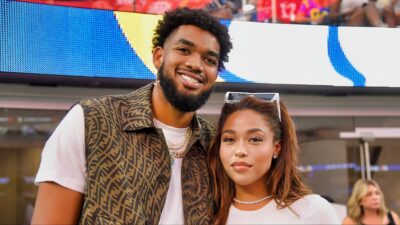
[196,116,216,140]
[79,92,132,105]
[79,83,153,109]
[197,116,215,131]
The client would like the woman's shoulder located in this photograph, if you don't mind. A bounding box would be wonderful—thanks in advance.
[292,194,330,207]
[291,194,341,224]
[342,216,357,225]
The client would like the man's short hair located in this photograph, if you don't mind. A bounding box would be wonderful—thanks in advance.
[152,7,233,71]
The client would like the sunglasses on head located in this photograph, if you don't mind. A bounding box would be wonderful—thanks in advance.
[224,92,281,122]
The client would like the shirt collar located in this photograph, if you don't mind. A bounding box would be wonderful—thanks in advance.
[121,83,206,149]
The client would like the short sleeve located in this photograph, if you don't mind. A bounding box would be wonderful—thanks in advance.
[307,195,342,224]
[34,104,86,193]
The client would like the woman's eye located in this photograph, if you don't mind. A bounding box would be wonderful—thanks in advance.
[249,137,263,143]
[222,137,235,143]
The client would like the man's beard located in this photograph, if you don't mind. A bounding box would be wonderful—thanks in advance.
[158,64,214,112]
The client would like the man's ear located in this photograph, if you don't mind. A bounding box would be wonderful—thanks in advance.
[153,46,163,70]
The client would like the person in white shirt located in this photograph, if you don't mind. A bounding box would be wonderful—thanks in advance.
[31,8,233,224]
[207,93,341,225]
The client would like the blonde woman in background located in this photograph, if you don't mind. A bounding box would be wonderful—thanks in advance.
[343,179,400,225]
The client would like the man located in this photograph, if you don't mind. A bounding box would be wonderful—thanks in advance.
[31,8,232,224]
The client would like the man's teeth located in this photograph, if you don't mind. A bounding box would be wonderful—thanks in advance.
[181,74,200,84]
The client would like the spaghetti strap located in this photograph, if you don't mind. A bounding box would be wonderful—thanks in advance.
[388,211,395,225]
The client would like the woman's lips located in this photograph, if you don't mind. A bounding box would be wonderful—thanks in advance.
[231,161,252,172]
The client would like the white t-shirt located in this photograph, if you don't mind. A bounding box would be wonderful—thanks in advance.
[227,194,340,224]
[35,104,187,224]
[153,118,187,225]
[35,104,87,193]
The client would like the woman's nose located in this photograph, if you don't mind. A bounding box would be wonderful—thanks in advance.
[234,143,248,157]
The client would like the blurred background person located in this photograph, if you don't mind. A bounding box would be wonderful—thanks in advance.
[295,0,334,24]
[395,0,400,24]
[343,179,400,225]
[378,0,400,27]
[295,0,394,26]
[205,0,237,19]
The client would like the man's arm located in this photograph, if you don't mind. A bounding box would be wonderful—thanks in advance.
[31,182,84,224]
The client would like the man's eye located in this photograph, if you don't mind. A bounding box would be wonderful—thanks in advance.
[177,48,189,53]
[205,57,217,66]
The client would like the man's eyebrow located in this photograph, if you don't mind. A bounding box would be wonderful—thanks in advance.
[176,38,194,47]
[176,38,220,59]
[207,50,219,59]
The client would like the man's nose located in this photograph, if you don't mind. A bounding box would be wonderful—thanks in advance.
[185,54,203,73]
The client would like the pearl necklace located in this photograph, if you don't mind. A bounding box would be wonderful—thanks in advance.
[233,195,272,205]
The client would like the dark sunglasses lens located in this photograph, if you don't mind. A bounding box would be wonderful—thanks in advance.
[227,93,276,102]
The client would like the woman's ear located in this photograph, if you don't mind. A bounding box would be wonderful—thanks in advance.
[152,46,163,69]
[273,140,282,158]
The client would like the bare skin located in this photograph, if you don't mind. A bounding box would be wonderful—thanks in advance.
[343,185,400,225]
[152,25,220,128]
[219,110,281,211]
[31,25,221,224]
[31,182,84,224]
[343,210,400,225]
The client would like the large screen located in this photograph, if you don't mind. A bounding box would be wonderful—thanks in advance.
[1,0,400,92]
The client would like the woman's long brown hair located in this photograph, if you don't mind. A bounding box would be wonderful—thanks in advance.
[207,96,312,225]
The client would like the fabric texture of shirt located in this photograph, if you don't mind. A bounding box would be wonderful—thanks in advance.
[35,83,215,225]
[227,194,341,224]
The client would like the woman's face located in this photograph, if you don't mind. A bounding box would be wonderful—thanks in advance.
[219,109,281,190]
[361,184,382,210]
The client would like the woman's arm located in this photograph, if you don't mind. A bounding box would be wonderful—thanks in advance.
[31,182,84,224]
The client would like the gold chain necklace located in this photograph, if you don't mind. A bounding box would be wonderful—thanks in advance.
[168,128,192,166]
[166,128,192,152]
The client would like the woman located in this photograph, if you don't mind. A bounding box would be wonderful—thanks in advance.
[343,179,400,225]
[208,94,340,224]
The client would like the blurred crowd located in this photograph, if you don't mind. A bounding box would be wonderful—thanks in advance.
[18,0,400,26]
[213,0,400,27]
[293,0,400,27]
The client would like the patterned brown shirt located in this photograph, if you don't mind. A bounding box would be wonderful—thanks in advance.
[79,83,215,225]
